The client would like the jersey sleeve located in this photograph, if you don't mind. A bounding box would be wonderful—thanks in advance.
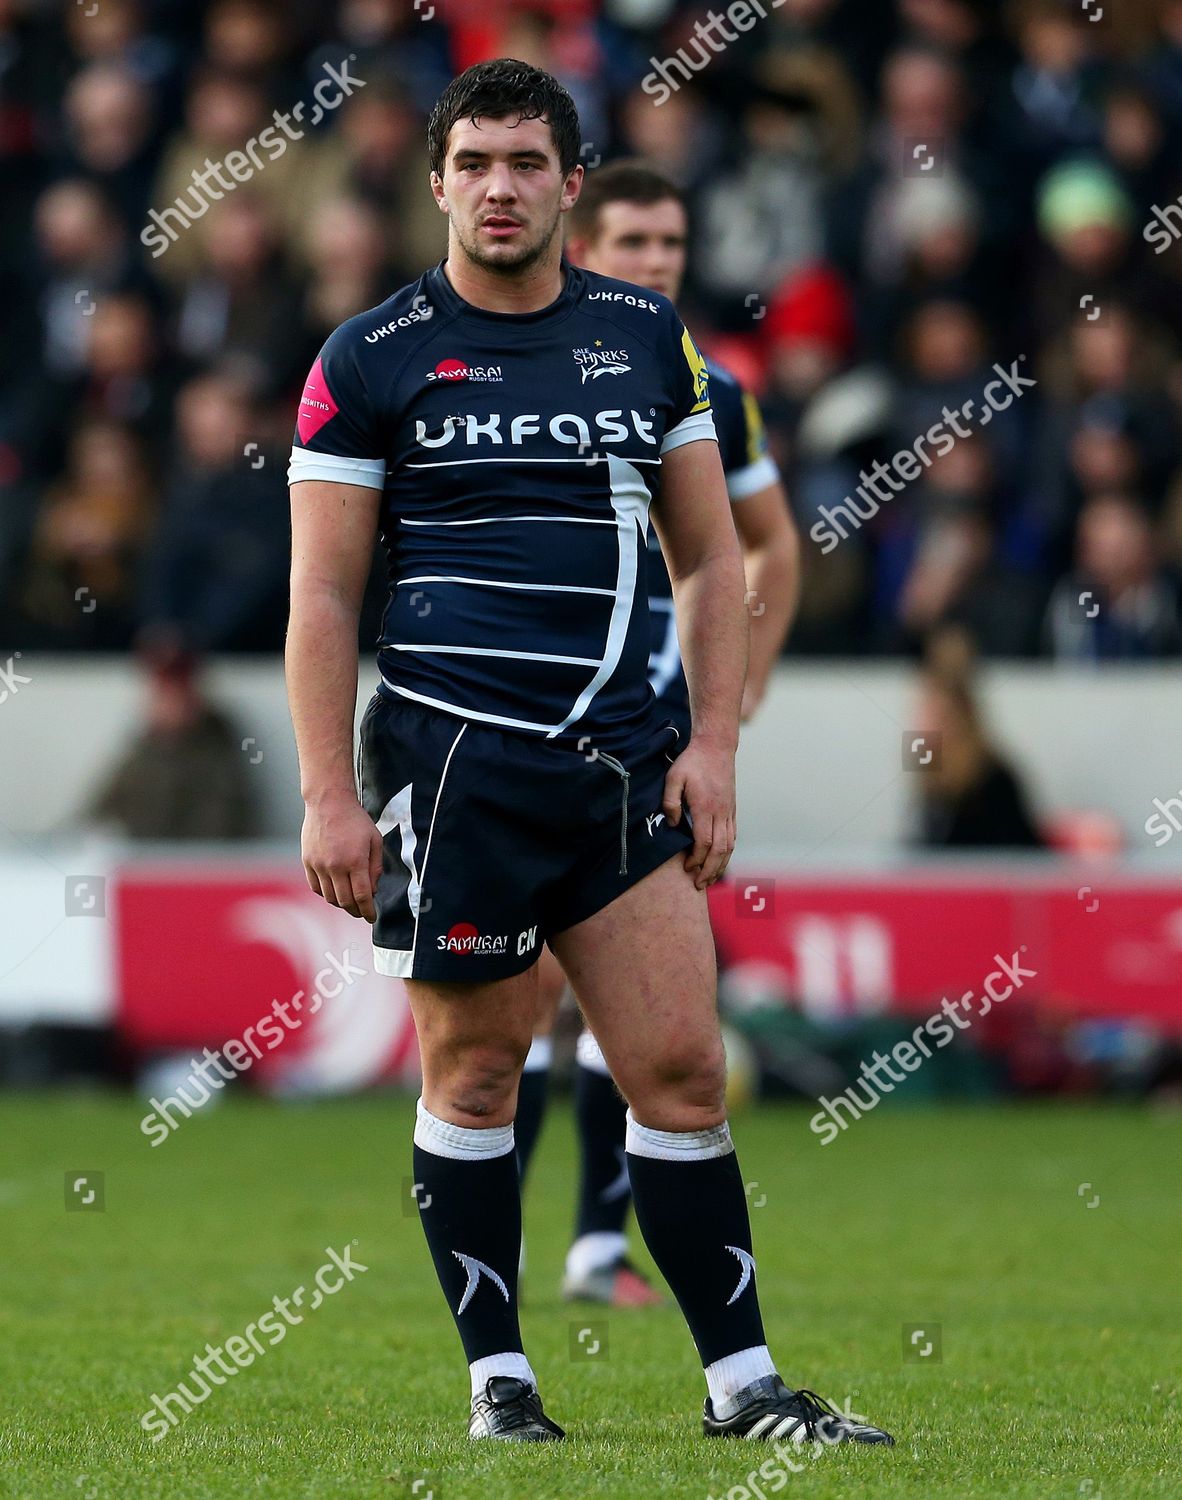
[726,388,779,501]
[288,324,387,490]
[660,312,717,456]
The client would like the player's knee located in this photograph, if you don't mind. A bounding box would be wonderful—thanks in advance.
[644,1039,727,1119]
[443,1041,528,1122]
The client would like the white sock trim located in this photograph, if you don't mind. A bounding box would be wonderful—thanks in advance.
[565,1230,628,1281]
[523,1035,553,1072]
[575,1028,613,1077]
[469,1350,536,1399]
[624,1109,733,1161]
[414,1098,515,1160]
[704,1345,777,1415]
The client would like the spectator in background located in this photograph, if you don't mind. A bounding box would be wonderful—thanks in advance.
[1043,491,1182,660]
[762,261,858,427]
[691,51,860,322]
[827,45,1012,299]
[137,367,289,651]
[1142,0,1182,126]
[762,262,869,653]
[322,79,445,278]
[1030,158,1137,339]
[885,436,1043,657]
[65,289,176,462]
[898,0,1013,103]
[1101,76,1177,219]
[1003,0,1104,178]
[58,62,159,227]
[172,191,305,393]
[859,173,997,358]
[148,68,343,283]
[32,181,140,379]
[201,0,299,92]
[20,418,152,649]
[893,296,991,436]
[298,195,397,363]
[61,0,180,102]
[758,0,896,106]
[911,655,1045,848]
[84,643,256,839]
[1033,303,1178,561]
[330,0,451,115]
[616,80,725,198]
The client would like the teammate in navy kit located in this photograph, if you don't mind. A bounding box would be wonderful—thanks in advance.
[287,59,892,1448]
[512,161,801,1309]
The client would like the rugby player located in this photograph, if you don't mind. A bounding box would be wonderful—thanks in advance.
[287,57,892,1447]
[514,161,801,1310]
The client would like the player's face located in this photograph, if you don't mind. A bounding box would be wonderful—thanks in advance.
[433,113,582,275]
[577,199,687,300]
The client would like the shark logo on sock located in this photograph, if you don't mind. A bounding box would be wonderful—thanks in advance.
[725,1245,757,1305]
[599,1145,630,1203]
[452,1251,510,1314]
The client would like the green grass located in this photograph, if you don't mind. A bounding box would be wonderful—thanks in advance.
[1,1092,1178,1499]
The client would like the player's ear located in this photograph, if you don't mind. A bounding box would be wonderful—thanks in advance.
[565,232,589,267]
[430,171,448,214]
[559,164,583,215]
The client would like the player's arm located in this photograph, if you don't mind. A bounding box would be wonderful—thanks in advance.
[287,478,383,921]
[650,437,748,889]
[734,478,799,720]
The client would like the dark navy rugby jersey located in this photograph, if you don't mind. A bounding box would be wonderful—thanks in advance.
[647,356,780,715]
[288,259,716,746]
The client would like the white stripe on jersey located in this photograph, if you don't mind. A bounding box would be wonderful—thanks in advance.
[379,677,559,735]
[396,575,615,596]
[400,515,616,527]
[389,644,602,667]
[550,454,649,739]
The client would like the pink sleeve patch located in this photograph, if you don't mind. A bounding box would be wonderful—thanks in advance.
[296,357,340,444]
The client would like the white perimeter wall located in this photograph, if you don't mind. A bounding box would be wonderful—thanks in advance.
[3,657,1180,861]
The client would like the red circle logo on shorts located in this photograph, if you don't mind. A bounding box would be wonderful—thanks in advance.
[434,359,469,381]
[445,922,480,953]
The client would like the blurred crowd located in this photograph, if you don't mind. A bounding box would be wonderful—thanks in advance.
[3,0,1182,660]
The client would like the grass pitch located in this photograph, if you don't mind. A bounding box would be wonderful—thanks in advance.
[1,1091,1178,1499]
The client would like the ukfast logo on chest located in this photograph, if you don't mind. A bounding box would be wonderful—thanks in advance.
[414,409,658,450]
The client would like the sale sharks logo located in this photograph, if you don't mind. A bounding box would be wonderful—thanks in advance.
[573,342,631,382]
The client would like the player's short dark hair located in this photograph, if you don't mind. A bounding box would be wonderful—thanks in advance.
[568,160,686,242]
[427,58,581,178]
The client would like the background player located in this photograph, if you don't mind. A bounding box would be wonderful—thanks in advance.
[514,162,801,1309]
[288,59,892,1447]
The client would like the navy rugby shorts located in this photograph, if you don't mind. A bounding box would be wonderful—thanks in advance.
[359,694,694,982]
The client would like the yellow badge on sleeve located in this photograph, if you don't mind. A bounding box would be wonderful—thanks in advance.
[741,390,769,466]
[681,327,710,413]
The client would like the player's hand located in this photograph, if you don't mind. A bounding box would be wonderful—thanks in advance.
[661,735,737,889]
[301,790,384,921]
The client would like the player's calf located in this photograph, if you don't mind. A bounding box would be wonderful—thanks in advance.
[405,971,564,1434]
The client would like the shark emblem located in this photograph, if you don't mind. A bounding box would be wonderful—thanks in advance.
[599,1145,631,1203]
[725,1245,757,1305]
[452,1251,510,1314]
